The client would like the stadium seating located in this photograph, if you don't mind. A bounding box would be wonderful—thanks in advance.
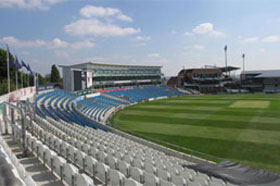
[103,85,184,103]
[17,86,239,186]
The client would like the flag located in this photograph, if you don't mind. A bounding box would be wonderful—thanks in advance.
[242,53,245,58]
[27,64,31,71]
[15,56,22,70]
[27,64,33,74]
[224,45,227,51]
[7,46,15,68]
[21,60,28,69]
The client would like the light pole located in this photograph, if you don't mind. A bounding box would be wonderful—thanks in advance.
[224,45,228,76]
[242,53,245,72]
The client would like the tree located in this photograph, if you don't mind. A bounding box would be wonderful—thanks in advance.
[50,64,61,83]
[38,73,47,85]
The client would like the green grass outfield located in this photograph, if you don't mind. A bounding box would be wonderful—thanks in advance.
[111,94,280,173]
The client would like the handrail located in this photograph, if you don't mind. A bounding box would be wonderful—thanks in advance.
[3,102,27,155]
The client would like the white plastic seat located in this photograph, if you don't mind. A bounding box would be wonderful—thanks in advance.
[74,173,94,186]
[54,137,62,153]
[34,140,43,157]
[24,176,36,186]
[84,155,97,176]
[133,159,144,169]
[45,148,56,169]
[60,141,69,158]
[96,162,109,184]
[192,175,209,186]
[155,161,166,171]
[171,174,187,186]
[52,156,66,178]
[99,144,107,152]
[37,143,48,162]
[63,163,79,186]
[107,148,115,156]
[68,145,77,163]
[209,177,226,186]
[160,179,176,186]
[26,134,32,148]
[82,143,90,154]
[123,154,133,164]
[75,151,86,169]
[181,170,193,181]
[30,137,37,152]
[97,150,107,163]
[75,140,83,150]
[124,178,142,186]
[157,169,171,181]
[89,146,98,158]
[10,154,18,165]
[108,169,125,186]
[115,151,124,160]
[144,163,156,174]
[49,135,56,150]
[69,138,77,146]
[117,160,130,177]
[166,166,179,176]
[44,133,50,146]
[130,166,143,183]
[107,155,118,169]
[143,171,160,186]
[144,158,155,166]
[16,164,26,180]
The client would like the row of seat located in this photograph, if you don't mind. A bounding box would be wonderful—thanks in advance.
[33,114,235,186]
[35,90,105,130]
[29,116,144,186]
[0,135,34,186]
[104,85,184,103]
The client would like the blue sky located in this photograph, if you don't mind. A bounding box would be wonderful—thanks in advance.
[1,0,280,76]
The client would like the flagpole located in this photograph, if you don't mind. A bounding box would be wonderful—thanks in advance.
[15,70,18,90]
[21,71,23,88]
[6,45,10,94]
[224,45,228,76]
[28,73,30,87]
[33,73,36,90]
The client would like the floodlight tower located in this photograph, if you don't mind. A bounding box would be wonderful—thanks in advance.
[224,45,228,76]
[242,53,245,72]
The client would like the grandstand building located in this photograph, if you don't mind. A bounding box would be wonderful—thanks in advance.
[60,62,163,91]
[169,66,239,93]
[241,70,280,93]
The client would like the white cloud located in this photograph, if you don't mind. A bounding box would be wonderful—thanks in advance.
[55,50,70,58]
[1,36,95,49]
[184,32,193,36]
[184,44,205,51]
[0,0,65,10]
[242,37,259,43]
[191,23,225,38]
[134,36,151,41]
[263,35,280,42]
[192,44,205,50]
[147,53,161,58]
[193,23,213,34]
[85,56,109,62]
[80,5,133,22]
[64,19,140,37]
[51,38,95,49]
[145,53,168,64]
[1,36,47,47]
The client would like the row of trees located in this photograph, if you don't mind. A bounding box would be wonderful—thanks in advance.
[0,48,61,96]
